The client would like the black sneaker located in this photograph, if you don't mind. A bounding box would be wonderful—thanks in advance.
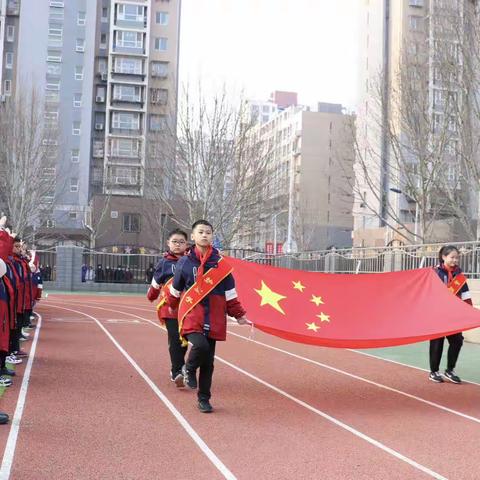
[429,371,444,383]
[444,369,461,384]
[182,365,197,389]
[198,400,213,413]
[0,368,15,377]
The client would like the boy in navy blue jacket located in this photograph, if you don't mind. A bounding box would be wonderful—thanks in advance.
[147,229,188,386]
[168,220,248,413]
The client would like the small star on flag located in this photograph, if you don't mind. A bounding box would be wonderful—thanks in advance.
[255,281,287,315]
[306,322,320,332]
[292,280,306,292]
[317,312,330,322]
[311,295,324,306]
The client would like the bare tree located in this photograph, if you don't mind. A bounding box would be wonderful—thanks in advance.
[146,84,271,247]
[0,88,59,238]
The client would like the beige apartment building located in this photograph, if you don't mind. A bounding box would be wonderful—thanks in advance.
[354,0,474,247]
[235,102,354,253]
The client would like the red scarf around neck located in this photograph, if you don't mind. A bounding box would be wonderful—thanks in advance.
[195,245,213,282]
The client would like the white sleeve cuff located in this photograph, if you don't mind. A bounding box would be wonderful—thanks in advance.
[170,285,181,298]
[151,278,160,289]
[38,284,43,289]
[461,291,472,301]
[225,288,238,301]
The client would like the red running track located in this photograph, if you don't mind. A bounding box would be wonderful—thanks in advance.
[0,294,479,479]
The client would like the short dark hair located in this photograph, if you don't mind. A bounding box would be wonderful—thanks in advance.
[439,245,459,264]
[167,228,187,240]
[13,237,22,244]
[191,219,213,231]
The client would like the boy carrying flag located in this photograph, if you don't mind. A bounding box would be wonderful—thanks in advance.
[167,220,248,413]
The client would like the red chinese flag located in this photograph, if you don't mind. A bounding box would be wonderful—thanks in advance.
[227,257,480,348]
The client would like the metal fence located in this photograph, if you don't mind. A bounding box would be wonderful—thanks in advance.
[36,250,57,281]
[82,251,161,284]
[236,241,480,278]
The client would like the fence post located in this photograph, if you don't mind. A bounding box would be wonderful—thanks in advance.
[325,248,337,273]
[55,245,84,291]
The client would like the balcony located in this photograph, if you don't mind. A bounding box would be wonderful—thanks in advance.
[115,16,148,30]
[110,128,143,137]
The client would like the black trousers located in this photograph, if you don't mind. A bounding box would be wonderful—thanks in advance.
[185,332,216,401]
[10,312,23,353]
[164,318,187,377]
[429,333,463,372]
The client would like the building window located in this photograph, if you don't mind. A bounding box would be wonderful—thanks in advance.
[101,7,108,22]
[72,121,81,135]
[117,4,144,22]
[113,85,141,102]
[112,112,140,130]
[115,57,143,74]
[70,178,79,193]
[45,91,59,102]
[409,15,423,31]
[149,114,166,132]
[122,213,140,233]
[73,93,82,107]
[111,138,139,158]
[71,149,80,163]
[100,33,108,49]
[49,7,64,21]
[47,63,61,75]
[409,0,424,6]
[116,31,143,49]
[150,88,168,105]
[5,52,13,69]
[6,26,14,42]
[76,39,85,52]
[156,11,169,25]
[75,66,84,80]
[98,58,108,74]
[77,11,86,26]
[95,86,106,103]
[93,140,104,158]
[47,50,62,63]
[69,212,78,220]
[46,81,60,91]
[154,37,168,51]
[151,61,168,77]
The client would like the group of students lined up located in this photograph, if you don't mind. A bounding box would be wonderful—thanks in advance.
[0,217,43,425]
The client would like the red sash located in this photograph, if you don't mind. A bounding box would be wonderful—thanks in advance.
[447,273,467,296]
[178,257,233,346]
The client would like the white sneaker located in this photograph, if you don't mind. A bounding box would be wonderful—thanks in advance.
[0,378,12,387]
[21,329,30,338]
[6,355,22,365]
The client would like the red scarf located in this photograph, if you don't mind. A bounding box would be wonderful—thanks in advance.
[443,263,456,284]
[194,245,213,287]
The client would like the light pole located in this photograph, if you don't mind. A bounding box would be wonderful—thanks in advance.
[272,210,288,254]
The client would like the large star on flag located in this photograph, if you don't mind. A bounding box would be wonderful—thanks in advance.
[306,322,320,332]
[255,281,287,315]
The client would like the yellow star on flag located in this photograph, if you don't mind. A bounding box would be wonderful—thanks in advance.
[317,312,330,323]
[306,322,320,332]
[255,281,287,315]
[292,280,306,292]
[311,295,324,306]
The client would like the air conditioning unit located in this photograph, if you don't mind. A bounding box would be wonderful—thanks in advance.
[96,96,104,103]
[95,123,104,130]
[110,210,118,219]
[101,73,108,81]
[0,95,5,102]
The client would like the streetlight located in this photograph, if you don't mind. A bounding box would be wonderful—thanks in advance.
[272,210,288,254]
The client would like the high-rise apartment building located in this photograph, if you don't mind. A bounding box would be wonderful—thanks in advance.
[354,0,475,247]
[7,0,180,249]
[236,102,354,252]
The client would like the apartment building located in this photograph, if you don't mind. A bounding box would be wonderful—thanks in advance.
[235,102,354,252]
[7,0,180,250]
[354,0,474,247]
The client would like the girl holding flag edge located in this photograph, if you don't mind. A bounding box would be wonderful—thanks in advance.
[429,245,472,384]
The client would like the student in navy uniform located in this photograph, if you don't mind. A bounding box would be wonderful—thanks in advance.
[168,220,248,413]
[147,229,189,386]
[429,245,472,384]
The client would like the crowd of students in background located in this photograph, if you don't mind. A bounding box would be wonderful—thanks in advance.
[0,217,43,425]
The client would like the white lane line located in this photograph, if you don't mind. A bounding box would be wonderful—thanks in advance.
[46,304,236,480]
[348,349,480,388]
[226,332,480,425]
[58,299,480,424]
[58,302,447,480]
[0,313,43,480]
